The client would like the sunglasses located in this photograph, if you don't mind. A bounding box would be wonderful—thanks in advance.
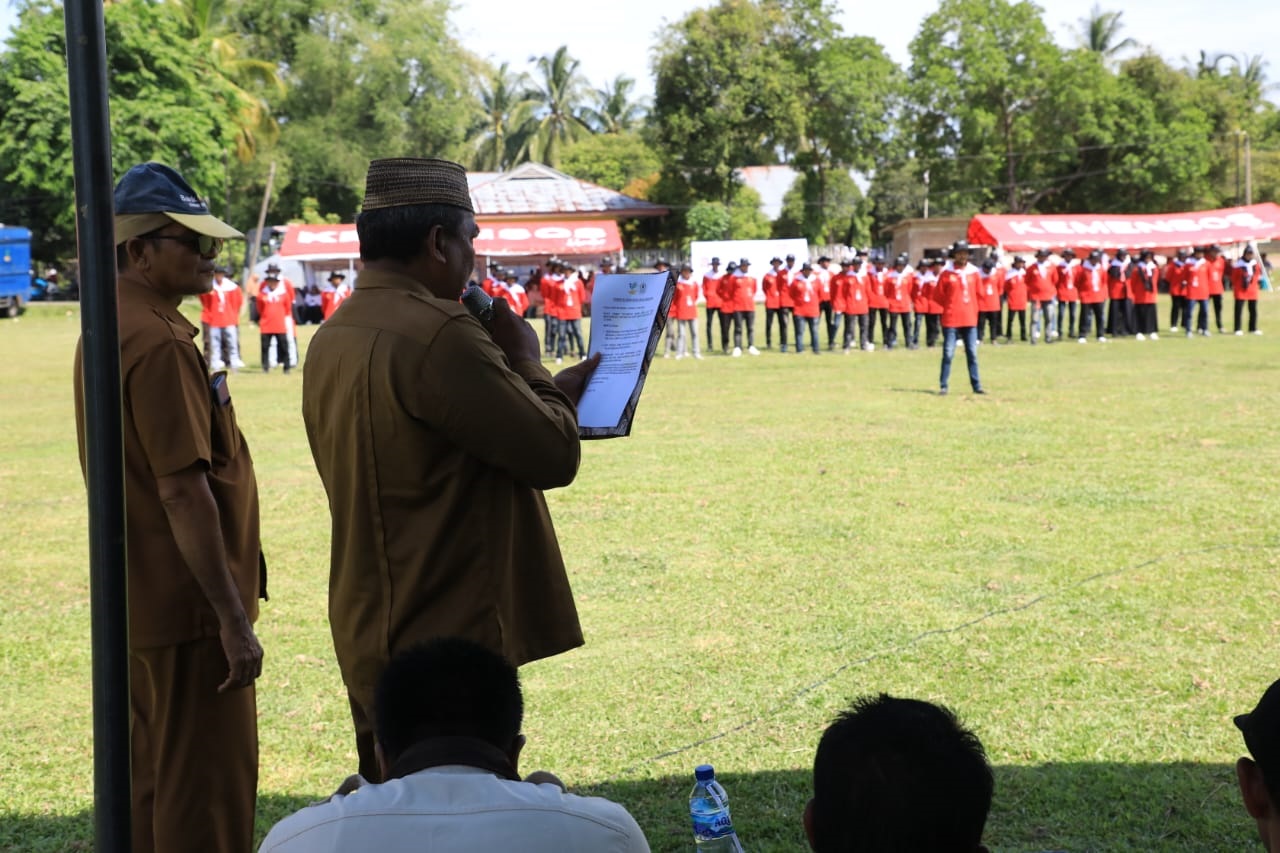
[148,233,224,257]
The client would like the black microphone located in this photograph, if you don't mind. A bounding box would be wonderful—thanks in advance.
[460,283,494,323]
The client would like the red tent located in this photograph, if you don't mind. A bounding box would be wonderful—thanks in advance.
[967,203,1280,251]
[278,219,622,261]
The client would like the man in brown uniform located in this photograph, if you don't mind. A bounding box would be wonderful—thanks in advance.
[74,162,265,853]
[302,157,599,781]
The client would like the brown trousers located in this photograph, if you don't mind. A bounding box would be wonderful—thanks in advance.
[130,636,257,853]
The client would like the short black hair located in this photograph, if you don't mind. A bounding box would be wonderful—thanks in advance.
[811,694,993,853]
[373,638,523,761]
[357,203,468,264]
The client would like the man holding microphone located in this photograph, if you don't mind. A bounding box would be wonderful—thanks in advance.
[302,157,599,782]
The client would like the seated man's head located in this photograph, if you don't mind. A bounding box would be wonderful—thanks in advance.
[1236,678,1280,850]
[805,694,992,853]
[374,638,524,779]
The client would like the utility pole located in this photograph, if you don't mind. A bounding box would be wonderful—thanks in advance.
[923,169,930,220]
[1245,132,1253,206]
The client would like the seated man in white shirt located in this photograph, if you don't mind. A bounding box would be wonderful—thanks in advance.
[259,638,650,852]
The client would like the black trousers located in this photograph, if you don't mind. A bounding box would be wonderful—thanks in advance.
[978,310,1002,342]
[843,313,868,350]
[261,332,292,371]
[719,310,733,351]
[1079,302,1105,338]
[887,311,910,348]
[925,313,941,347]
[1235,298,1259,333]
[706,307,721,351]
[820,301,836,347]
[1057,301,1078,339]
[1170,295,1187,330]
[1106,298,1131,336]
[1005,307,1026,340]
[1211,293,1224,331]
[1135,303,1158,335]
[733,310,755,349]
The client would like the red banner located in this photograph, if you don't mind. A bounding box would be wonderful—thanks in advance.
[278,219,622,259]
[967,203,1280,251]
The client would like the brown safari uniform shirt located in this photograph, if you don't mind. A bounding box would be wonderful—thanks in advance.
[302,268,584,710]
[74,277,262,647]
[74,275,263,853]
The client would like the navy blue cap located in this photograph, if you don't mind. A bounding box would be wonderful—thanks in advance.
[114,162,241,243]
[695,764,715,781]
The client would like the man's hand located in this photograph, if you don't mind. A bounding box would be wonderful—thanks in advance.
[217,615,264,692]
[553,352,602,407]
[487,297,541,366]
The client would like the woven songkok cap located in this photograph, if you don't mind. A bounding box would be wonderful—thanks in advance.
[362,157,474,213]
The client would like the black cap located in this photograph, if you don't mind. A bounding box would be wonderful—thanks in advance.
[726,261,738,272]
[785,254,795,261]
[656,258,670,268]
[1237,679,1280,773]
[600,257,614,266]
[328,270,346,281]
[1035,248,1051,258]
[711,256,721,264]
[738,258,751,267]
[770,257,782,265]
[817,255,831,264]
[951,240,970,255]
[1062,248,1076,259]
[1012,255,1025,264]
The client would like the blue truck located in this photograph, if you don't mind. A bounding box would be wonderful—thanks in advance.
[0,226,32,318]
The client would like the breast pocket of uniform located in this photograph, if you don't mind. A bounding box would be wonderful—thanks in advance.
[209,371,243,463]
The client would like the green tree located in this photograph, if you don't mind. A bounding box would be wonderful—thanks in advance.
[651,0,804,203]
[774,170,869,245]
[1074,4,1136,63]
[908,0,1063,213]
[0,0,245,259]
[525,46,591,168]
[467,62,538,171]
[686,201,732,240]
[268,0,477,222]
[166,0,285,161]
[729,184,771,240]
[581,75,647,134]
[558,132,661,191]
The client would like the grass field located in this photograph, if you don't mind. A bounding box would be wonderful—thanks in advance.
[2,298,1279,852]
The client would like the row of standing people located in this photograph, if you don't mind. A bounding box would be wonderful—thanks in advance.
[679,244,1264,358]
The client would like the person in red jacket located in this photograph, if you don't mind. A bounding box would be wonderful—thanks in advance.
[1003,255,1028,343]
[673,262,703,358]
[976,254,1003,344]
[1055,249,1079,340]
[790,261,822,354]
[1025,248,1058,344]
[841,255,871,352]
[936,241,985,395]
[1106,250,1133,337]
[493,270,529,318]
[909,256,931,349]
[200,265,246,370]
[884,254,912,350]
[256,269,294,372]
[776,255,795,351]
[729,258,760,356]
[555,268,587,362]
[716,261,741,354]
[1129,249,1160,339]
[865,254,889,348]
[702,257,726,354]
[1232,246,1263,335]
[1076,250,1107,343]
[540,262,563,357]
[762,257,787,351]
[321,270,352,321]
[1185,246,1212,336]
[1165,249,1189,332]
[1207,244,1228,334]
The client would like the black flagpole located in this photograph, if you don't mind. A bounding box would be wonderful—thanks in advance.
[64,1,132,849]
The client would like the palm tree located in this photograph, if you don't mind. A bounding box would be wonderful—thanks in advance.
[166,0,284,161]
[1186,49,1232,79]
[525,46,591,168]
[581,75,648,134]
[1075,4,1136,62]
[468,63,539,171]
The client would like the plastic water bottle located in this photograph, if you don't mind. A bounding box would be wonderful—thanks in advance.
[690,764,744,851]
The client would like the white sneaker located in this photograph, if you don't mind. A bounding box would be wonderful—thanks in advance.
[555,357,563,364]
[1098,335,1107,342]
[663,352,672,358]
[1136,333,1145,341]
[748,345,760,356]
[1077,337,1086,344]
[1150,333,1158,340]
[864,342,875,351]
[695,353,704,359]
[1236,330,1244,336]
[1170,325,1179,332]
[231,359,246,369]
[732,346,742,357]
[1253,330,1264,335]
[675,353,684,360]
